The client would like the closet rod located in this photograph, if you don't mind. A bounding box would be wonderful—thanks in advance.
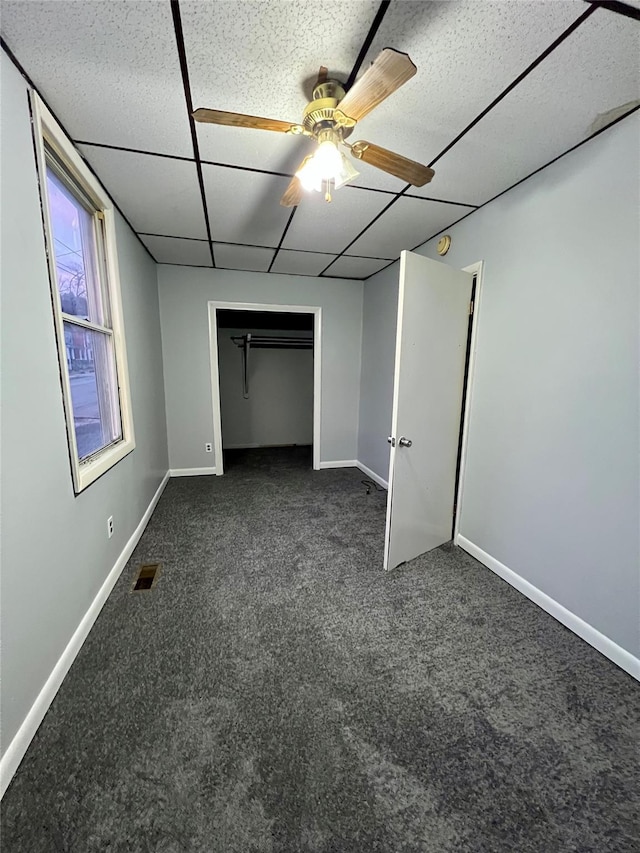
[231,333,313,398]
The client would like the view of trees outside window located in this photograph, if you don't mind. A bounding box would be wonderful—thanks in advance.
[46,167,122,459]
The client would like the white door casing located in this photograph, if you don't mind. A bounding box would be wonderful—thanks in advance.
[208,302,322,475]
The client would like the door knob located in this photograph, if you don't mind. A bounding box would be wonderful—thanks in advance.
[398,436,412,447]
[387,436,396,447]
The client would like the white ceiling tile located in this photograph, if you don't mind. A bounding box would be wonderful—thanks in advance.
[270,250,335,277]
[349,159,410,193]
[202,164,295,247]
[198,124,313,177]
[347,196,474,258]
[181,0,379,170]
[140,236,211,267]
[1,0,192,156]
[413,10,640,205]
[77,145,207,239]
[215,244,274,272]
[282,187,391,254]
[325,256,393,279]
[343,1,586,195]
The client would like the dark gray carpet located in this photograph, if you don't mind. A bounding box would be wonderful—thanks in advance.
[2,447,639,852]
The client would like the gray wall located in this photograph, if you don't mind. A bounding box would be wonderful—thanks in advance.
[358,113,639,657]
[0,53,169,755]
[219,328,313,449]
[157,267,363,469]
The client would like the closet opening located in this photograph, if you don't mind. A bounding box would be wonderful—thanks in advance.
[208,303,322,476]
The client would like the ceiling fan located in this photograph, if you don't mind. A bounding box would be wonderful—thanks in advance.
[193,48,435,207]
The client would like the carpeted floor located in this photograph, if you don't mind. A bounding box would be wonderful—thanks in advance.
[2,447,639,852]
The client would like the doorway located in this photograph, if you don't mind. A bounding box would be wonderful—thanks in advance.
[208,302,322,476]
[452,261,484,542]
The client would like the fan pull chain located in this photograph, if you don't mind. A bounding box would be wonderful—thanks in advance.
[324,178,332,203]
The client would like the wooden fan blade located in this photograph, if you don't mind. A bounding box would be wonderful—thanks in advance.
[334,48,417,126]
[350,141,434,187]
[280,176,303,207]
[280,157,311,207]
[193,108,298,134]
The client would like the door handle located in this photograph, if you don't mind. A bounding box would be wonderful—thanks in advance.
[387,436,396,447]
[398,436,412,447]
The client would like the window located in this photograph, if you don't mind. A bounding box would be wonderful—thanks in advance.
[32,94,134,492]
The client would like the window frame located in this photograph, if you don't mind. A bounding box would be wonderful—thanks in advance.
[31,92,135,493]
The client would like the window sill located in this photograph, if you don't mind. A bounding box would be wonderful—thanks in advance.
[73,435,136,494]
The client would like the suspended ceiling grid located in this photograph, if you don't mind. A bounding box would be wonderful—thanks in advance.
[1,0,638,280]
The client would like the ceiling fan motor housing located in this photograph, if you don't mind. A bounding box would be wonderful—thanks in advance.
[303,79,353,138]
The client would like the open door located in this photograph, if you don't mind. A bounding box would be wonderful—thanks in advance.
[384,251,473,571]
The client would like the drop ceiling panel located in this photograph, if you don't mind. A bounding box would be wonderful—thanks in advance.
[347,197,474,259]
[77,145,207,239]
[343,0,586,195]
[202,164,294,247]
[140,236,212,267]
[270,250,335,277]
[1,0,192,157]
[215,244,274,273]
[412,10,640,205]
[282,188,391,254]
[181,0,379,170]
[325,256,393,279]
[199,129,312,178]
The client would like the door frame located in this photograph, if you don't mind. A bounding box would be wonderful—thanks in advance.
[452,260,485,542]
[207,301,322,476]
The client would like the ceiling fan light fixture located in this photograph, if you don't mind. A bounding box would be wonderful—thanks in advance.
[295,136,359,197]
[296,156,323,192]
[333,153,359,190]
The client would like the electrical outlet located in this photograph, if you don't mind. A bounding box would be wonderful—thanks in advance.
[107,516,114,538]
[205,443,212,452]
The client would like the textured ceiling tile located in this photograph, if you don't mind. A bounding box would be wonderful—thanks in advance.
[199,128,311,178]
[181,0,379,170]
[344,1,586,192]
[347,197,474,258]
[140,236,211,267]
[1,0,192,156]
[413,10,640,205]
[202,164,295,247]
[325,256,393,279]
[282,187,391,254]
[270,250,335,277]
[77,145,207,239]
[215,244,274,272]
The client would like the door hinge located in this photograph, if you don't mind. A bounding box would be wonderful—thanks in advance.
[469,299,474,316]
[96,211,105,221]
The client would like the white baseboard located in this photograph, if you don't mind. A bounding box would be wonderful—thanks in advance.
[223,443,312,450]
[318,460,358,469]
[356,460,388,490]
[223,443,264,450]
[0,470,171,799]
[456,534,640,681]
[169,467,217,477]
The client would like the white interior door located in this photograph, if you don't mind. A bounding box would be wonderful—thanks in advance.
[384,251,473,570]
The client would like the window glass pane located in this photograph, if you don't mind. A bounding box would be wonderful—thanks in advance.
[64,322,122,460]
[46,167,106,326]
